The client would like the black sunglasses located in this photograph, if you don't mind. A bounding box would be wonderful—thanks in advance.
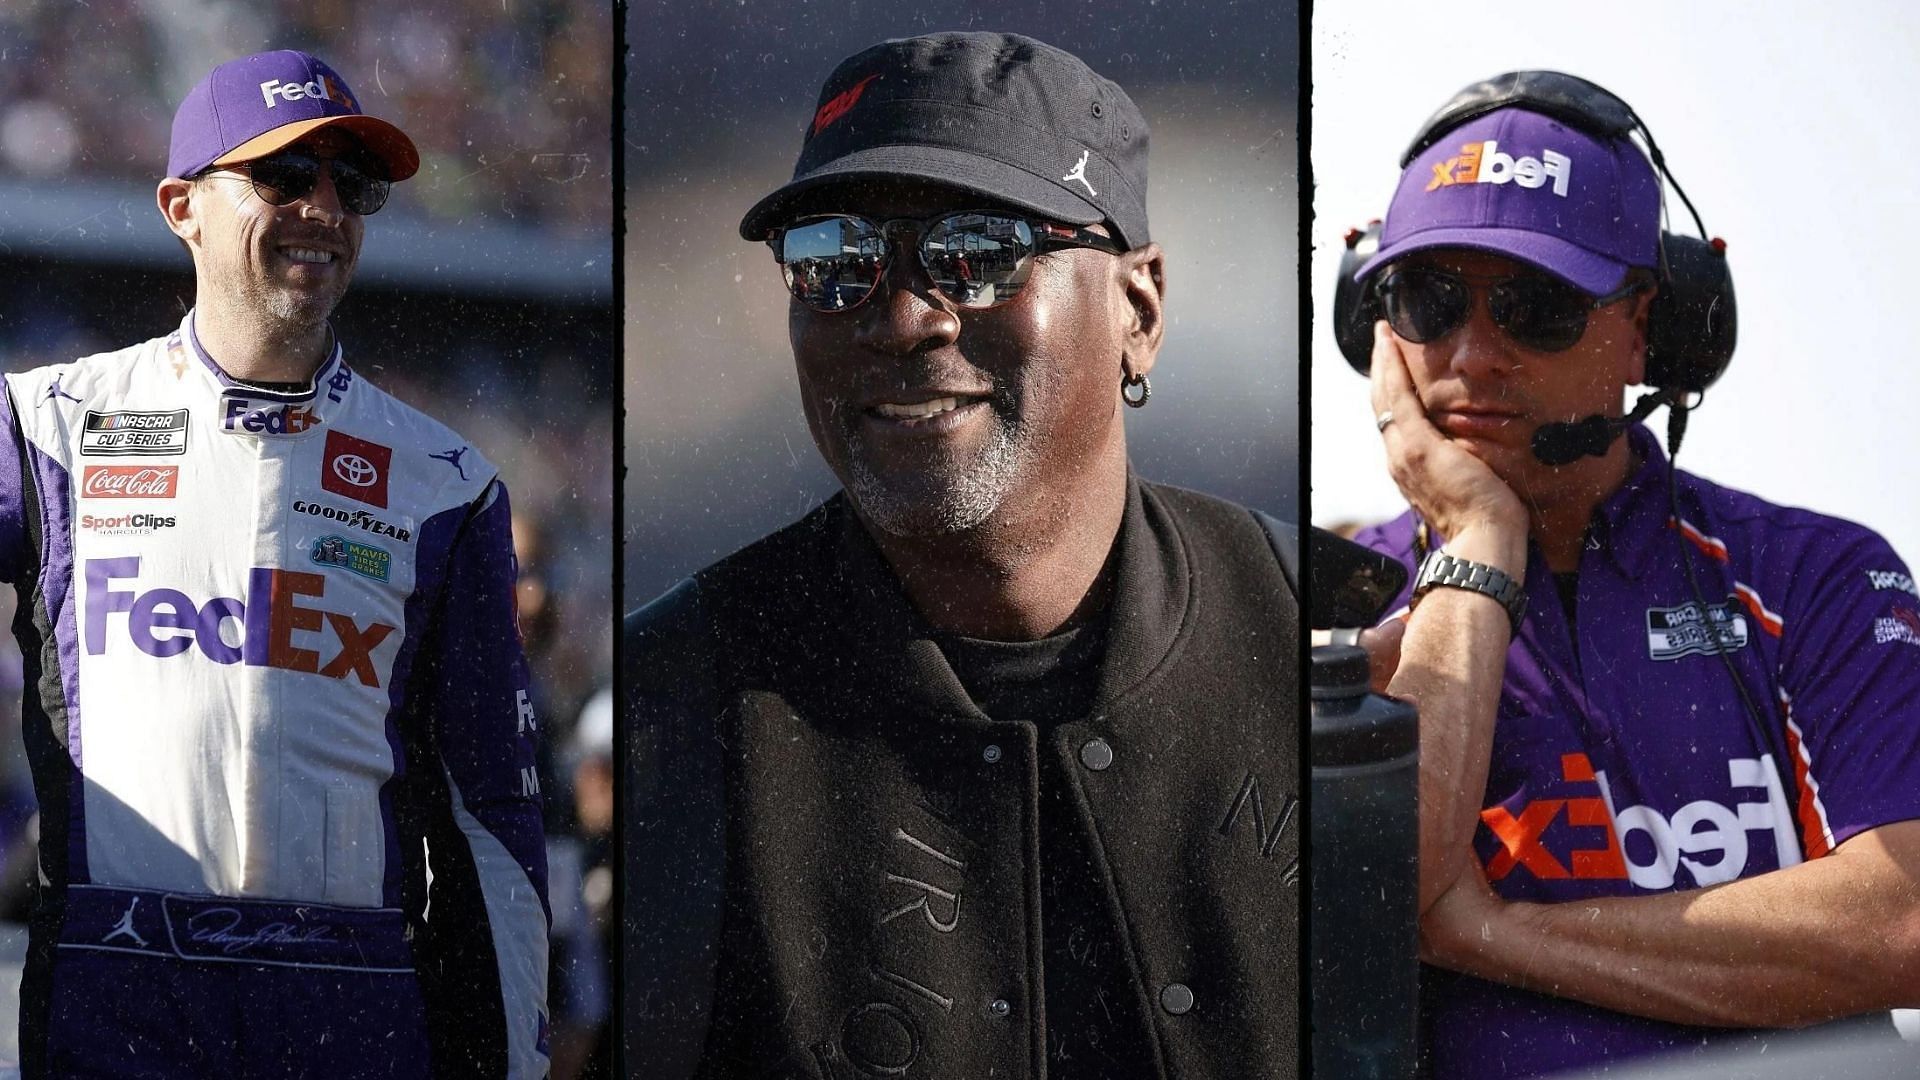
[769,211,1126,312]
[1376,264,1648,354]
[211,150,392,216]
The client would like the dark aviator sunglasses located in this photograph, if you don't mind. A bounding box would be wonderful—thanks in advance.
[1376,264,1648,354]
[205,150,392,217]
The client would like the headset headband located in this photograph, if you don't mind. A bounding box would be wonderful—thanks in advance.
[1402,71,1640,167]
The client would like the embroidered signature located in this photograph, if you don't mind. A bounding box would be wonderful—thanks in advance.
[185,908,338,955]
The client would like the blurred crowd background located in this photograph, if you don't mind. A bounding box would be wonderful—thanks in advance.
[0,3,615,1076]
[1,0,607,232]
[624,1,1303,607]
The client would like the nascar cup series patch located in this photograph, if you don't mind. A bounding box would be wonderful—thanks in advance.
[1646,595,1749,661]
[80,411,189,457]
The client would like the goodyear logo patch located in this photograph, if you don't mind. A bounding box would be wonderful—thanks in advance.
[310,534,391,582]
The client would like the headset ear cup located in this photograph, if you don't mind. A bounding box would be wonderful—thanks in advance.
[1644,233,1737,393]
[1333,221,1385,375]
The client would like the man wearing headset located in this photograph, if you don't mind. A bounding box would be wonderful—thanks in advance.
[0,50,549,1077]
[626,32,1300,1079]
[1348,75,1920,1079]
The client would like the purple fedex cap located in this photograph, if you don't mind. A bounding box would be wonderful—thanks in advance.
[167,50,419,181]
[1354,107,1660,295]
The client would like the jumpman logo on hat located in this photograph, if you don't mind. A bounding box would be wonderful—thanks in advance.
[1063,150,1097,197]
[103,897,148,948]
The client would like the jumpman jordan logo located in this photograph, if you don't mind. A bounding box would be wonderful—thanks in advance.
[430,446,470,481]
[1062,150,1097,197]
[42,374,80,406]
[103,897,148,948]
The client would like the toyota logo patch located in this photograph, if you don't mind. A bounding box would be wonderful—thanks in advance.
[332,454,378,488]
[321,430,393,508]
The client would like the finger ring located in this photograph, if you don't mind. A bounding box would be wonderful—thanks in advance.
[1375,410,1394,432]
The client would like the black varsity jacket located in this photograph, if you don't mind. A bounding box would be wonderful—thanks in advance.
[625,476,1301,1078]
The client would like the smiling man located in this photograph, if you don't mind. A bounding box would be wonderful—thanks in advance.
[625,31,1301,1079]
[1347,73,1920,1079]
[1,50,548,1078]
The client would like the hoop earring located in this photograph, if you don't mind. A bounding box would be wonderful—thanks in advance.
[1121,371,1151,408]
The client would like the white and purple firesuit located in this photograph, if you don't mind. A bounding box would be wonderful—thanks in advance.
[1358,424,1920,1080]
[1,314,548,1078]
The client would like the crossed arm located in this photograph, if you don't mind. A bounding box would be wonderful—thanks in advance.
[1418,820,1920,1027]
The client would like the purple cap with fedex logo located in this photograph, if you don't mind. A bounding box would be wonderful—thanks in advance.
[1354,107,1660,295]
[167,50,419,182]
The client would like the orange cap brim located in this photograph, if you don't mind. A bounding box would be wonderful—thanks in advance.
[210,115,419,181]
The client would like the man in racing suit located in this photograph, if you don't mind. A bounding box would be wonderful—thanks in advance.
[6,50,548,1077]
[1348,84,1920,1078]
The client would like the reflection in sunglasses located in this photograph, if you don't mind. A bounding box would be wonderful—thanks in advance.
[773,212,1122,313]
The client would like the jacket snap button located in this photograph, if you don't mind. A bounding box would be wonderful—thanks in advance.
[1079,738,1114,771]
[988,998,1011,1018]
[982,744,1002,764]
[1160,983,1194,1015]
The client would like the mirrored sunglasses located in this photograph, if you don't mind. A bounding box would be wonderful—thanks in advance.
[770,212,1125,313]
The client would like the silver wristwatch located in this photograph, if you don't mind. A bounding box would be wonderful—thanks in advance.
[1411,550,1527,634]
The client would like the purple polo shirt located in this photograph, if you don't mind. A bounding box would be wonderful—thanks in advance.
[1355,425,1920,1080]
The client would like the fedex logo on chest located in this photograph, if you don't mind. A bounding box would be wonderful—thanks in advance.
[1482,751,1802,891]
[223,399,317,436]
[84,557,395,688]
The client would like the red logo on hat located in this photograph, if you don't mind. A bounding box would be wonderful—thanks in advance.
[811,74,880,137]
[322,430,391,508]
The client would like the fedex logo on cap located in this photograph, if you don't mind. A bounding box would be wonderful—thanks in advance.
[1427,140,1572,198]
[261,74,355,111]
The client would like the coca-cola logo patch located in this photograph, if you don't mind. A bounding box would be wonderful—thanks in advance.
[321,430,391,509]
[82,466,180,500]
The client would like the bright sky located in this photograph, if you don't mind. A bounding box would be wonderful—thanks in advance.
[1312,1,1920,561]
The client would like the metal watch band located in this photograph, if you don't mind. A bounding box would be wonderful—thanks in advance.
[1412,550,1527,634]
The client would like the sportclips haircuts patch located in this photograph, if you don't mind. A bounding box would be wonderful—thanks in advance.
[80,411,189,456]
[1646,595,1750,661]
